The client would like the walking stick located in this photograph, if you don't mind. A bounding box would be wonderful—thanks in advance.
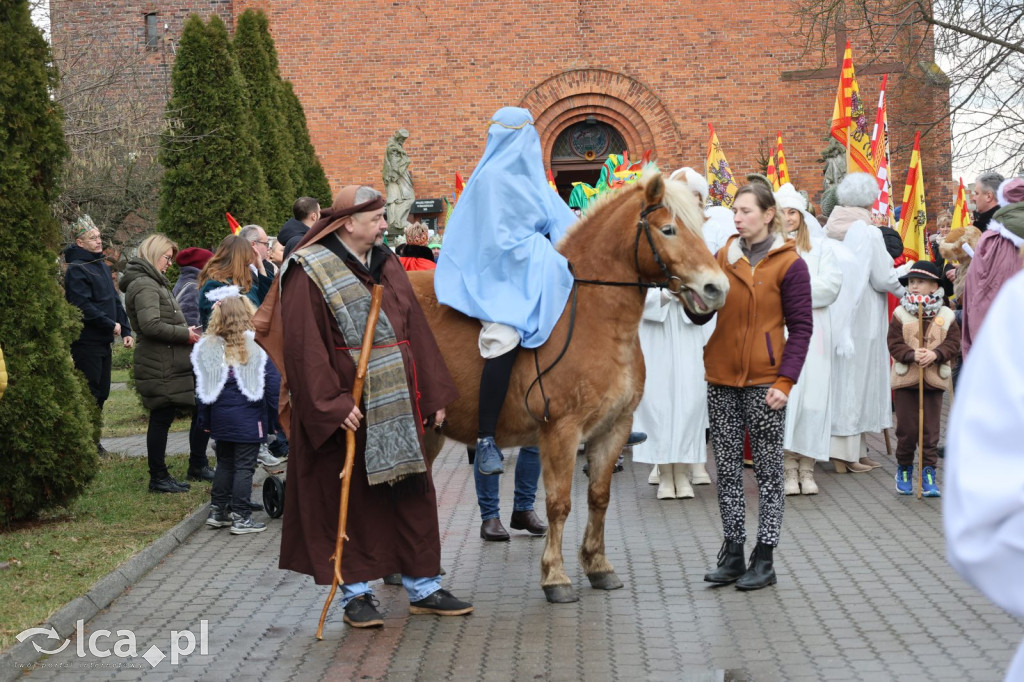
[316,285,385,640]
[916,302,925,500]
[883,428,893,456]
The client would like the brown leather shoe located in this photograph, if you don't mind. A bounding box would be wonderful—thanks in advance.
[509,510,547,536]
[859,457,882,470]
[480,518,510,542]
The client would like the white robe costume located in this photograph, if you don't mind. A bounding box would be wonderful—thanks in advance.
[945,271,1024,682]
[825,209,906,462]
[783,232,843,461]
[632,210,734,466]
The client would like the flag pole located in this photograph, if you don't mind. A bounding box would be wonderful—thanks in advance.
[916,302,925,500]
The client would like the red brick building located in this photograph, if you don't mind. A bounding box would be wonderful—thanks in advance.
[50,1,953,219]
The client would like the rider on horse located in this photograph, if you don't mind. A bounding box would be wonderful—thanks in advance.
[434,107,578,476]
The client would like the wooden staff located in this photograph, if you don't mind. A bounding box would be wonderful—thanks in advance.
[316,285,385,640]
[916,301,925,500]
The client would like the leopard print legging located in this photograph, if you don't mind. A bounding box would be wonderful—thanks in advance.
[707,384,787,547]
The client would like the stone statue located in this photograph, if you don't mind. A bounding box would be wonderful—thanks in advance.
[820,137,847,193]
[382,129,415,236]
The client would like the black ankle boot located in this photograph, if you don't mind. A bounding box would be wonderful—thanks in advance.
[704,540,746,584]
[735,542,777,591]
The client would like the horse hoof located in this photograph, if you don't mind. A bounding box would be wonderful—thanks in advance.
[543,584,579,603]
[588,572,624,591]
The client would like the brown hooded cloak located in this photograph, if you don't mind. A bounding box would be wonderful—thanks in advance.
[254,186,458,585]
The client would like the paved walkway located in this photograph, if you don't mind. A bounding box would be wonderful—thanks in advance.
[14,424,1022,681]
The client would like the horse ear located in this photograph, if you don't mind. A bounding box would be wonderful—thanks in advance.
[643,172,665,206]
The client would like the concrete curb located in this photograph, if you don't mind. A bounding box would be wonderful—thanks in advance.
[0,501,210,681]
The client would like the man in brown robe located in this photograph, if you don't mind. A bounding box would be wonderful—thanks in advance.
[255,185,470,628]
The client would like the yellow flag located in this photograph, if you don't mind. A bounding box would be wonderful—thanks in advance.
[898,132,929,262]
[766,147,779,190]
[830,40,874,175]
[706,124,738,208]
[776,133,790,186]
[951,178,971,230]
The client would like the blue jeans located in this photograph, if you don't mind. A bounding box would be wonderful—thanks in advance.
[341,575,441,606]
[474,446,541,521]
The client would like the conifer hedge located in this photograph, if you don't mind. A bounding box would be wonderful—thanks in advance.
[282,80,334,207]
[158,14,270,249]
[234,10,295,227]
[0,1,99,524]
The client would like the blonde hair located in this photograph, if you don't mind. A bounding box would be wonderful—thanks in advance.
[205,296,256,366]
[200,235,255,293]
[137,234,178,269]
[785,208,812,252]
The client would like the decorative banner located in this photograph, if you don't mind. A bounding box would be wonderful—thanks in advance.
[454,172,466,201]
[870,74,895,227]
[766,147,779,190]
[898,131,929,262]
[706,124,738,208]
[546,168,557,192]
[226,212,241,235]
[570,150,653,214]
[951,178,971,230]
[776,132,790,186]
[830,40,875,176]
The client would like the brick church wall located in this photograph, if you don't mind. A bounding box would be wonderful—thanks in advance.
[51,0,955,221]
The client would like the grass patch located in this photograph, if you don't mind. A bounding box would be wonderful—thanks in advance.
[101,389,190,439]
[110,369,130,384]
[0,453,212,652]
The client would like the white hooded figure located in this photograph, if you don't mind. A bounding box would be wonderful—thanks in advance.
[824,173,906,471]
[775,183,844,495]
[631,168,723,499]
[945,271,1024,682]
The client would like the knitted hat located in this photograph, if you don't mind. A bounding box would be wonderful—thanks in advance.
[668,167,709,204]
[996,177,1024,207]
[773,183,806,212]
[175,247,214,270]
[898,260,943,286]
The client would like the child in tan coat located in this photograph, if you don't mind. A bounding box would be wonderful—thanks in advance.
[887,261,961,497]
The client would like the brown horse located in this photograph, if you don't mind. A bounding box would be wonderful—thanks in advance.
[409,172,728,603]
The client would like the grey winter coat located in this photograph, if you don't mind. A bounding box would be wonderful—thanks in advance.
[119,257,195,410]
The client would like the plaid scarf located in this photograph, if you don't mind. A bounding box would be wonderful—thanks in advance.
[291,244,425,486]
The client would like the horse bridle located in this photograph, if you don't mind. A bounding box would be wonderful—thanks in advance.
[526,202,687,423]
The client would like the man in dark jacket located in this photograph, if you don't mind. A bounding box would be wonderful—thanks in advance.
[278,196,320,258]
[971,171,1004,232]
[171,247,213,328]
[64,219,133,422]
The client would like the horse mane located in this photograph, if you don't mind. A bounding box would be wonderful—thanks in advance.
[557,168,704,249]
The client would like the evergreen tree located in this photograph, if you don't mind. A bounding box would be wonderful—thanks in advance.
[281,81,334,206]
[233,10,295,227]
[0,0,98,524]
[158,14,270,249]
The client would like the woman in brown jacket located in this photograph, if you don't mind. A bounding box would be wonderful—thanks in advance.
[690,183,814,590]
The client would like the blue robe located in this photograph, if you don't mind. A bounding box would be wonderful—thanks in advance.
[434,107,578,349]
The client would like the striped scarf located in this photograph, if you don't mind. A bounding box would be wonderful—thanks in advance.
[291,244,425,485]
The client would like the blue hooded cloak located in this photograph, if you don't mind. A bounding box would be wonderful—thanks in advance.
[434,107,577,349]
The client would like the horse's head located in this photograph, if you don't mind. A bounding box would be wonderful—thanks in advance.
[625,172,729,314]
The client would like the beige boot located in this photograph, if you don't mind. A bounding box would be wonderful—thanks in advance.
[783,452,800,496]
[657,464,676,499]
[673,464,694,499]
[648,465,660,485]
[690,462,712,485]
[798,457,818,495]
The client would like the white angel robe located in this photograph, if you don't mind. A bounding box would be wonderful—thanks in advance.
[783,235,843,461]
[632,289,708,465]
[945,272,1024,682]
[827,221,905,462]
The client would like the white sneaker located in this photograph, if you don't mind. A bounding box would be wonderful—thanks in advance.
[257,444,283,467]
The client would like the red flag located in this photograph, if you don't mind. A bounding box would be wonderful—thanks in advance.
[830,40,874,175]
[226,212,241,235]
[454,172,465,201]
[775,133,790,186]
[952,178,971,230]
[546,168,557,191]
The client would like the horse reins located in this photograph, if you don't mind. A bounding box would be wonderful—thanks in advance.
[525,202,687,423]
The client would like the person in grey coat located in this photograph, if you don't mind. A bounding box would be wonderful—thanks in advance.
[171,247,213,328]
[120,234,201,493]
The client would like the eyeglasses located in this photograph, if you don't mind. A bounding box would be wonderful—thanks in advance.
[161,255,174,263]
[254,240,269,247]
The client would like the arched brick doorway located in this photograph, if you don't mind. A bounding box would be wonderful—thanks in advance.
[549,119,629,201]
[520,68,682,199]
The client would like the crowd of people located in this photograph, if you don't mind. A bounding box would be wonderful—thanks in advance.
[61,115,1022,630]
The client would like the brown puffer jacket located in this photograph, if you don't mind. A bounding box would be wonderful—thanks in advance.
[119,257,195,410]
